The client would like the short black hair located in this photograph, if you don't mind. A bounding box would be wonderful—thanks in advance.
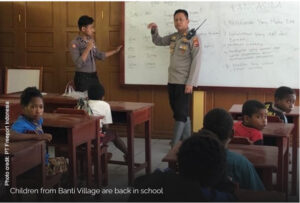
[242,100,265,117]
[20,87,43,107]
[203,108,233,142]
[174,9,189,19]
[275,86,295,100]
[177,131,226,188]
[78,15,94,31]
[88,84,105,100]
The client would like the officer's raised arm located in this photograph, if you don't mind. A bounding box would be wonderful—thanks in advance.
[147,22,172,46]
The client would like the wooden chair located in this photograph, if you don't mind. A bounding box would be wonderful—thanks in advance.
[230,136,253,145]
[54,107,110,186]
[267,116,282,123]
[55,107,87,115]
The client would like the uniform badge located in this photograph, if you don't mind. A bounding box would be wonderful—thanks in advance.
[193,37,199,47]
[182,38,189,43]
[72,44,76,48]
[179,44,187,54]
[171,35,176,41]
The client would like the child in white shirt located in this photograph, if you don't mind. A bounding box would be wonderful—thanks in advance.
[87,84,128,160]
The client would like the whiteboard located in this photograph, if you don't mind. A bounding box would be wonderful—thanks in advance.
[6,69,41,94]
[124,1,299,89]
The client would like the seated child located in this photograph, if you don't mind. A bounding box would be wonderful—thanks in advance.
[10,87,52,141]
[234,100,267,145]
[203,108,265,191]
[10,87,67,176]
[85,84,128,160]
[265,86,296,123]
[129,131,236,202]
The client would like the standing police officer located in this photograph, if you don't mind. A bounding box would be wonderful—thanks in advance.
[148,9,201,147]
[70,15,122,92]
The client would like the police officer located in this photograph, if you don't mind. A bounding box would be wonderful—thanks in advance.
[148,9,201,147]
[70,15,122,92]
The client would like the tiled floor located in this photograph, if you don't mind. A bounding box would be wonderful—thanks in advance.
[99,138,169,202]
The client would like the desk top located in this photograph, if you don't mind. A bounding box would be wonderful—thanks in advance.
[43,112,95,128]
[0,93,77,104]
[229,104,299,116]
[162,142,278,168]
[108,101,153,112]
[262,122,294,138]
[0,136,45,156]
[0,93,154,112]
[0,98,20,105]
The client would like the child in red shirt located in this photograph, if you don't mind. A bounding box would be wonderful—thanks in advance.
[233,100,267,145]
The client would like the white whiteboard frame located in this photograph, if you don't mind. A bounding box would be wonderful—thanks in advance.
[4,67,43,94]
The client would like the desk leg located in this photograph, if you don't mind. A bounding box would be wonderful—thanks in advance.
[260,168,273,191]
[95,138,102,187]
[40,143,46,187]
[68,130,77,187]
[145,119,151,174]
[277,138,284,192]
[10,158,17,188]
[127,113,134,186]
[86,141,92,187]
[284,137,289,198]
[291,116,299,195]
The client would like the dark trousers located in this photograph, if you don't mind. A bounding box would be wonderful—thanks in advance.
[74,72,100,92]
[168,83,191,122]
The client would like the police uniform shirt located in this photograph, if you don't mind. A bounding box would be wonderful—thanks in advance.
[70,35,106,73]
[151,28,201,86]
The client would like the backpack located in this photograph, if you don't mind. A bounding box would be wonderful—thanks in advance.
[76,98,94,116]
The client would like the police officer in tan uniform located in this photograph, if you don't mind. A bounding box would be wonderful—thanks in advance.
[70,15,122,92]
[148,9,201,147]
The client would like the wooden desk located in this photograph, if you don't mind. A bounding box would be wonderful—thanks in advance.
[0,93,154,185]
[0,99,21,128]
[262,122,293,193]
[108,101,154,185]
[229,104,299,195]
[235,189,285,202]
[162,142,278,190]
[43,112,98,187]
[0,137,46,188]
[0,93,77,113]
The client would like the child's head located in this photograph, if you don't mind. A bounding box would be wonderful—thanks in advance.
[88,84,105,100]
[203,108,233,145]
[242,100,267,130]
[173,9,189,33]
[274,86,296,113]
[177,130,226,188]
[20,87,44,122]
[78,15,95,37]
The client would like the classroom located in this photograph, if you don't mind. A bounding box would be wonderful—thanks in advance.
[0,1,299,202]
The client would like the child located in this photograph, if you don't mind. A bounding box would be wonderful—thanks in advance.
[203,108,265,191]
[233,100,267,145]
[70,15,122,92]
[10,87,67,176]
[129,131,235,202]
[265,86,296,123]
[86,84,128,160]
[10,87,52,142]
